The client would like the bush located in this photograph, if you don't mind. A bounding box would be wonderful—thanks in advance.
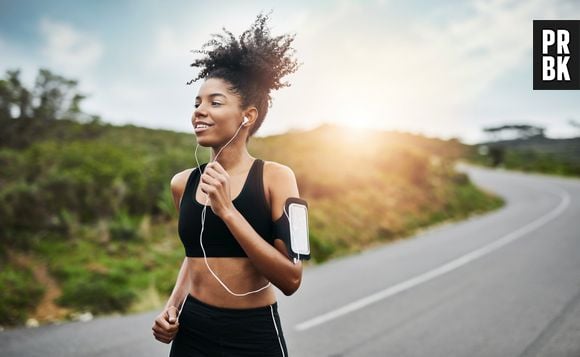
[0,265,45,326]
[309,232,336,263]
[109,210,141,241]
[56,269,136,313]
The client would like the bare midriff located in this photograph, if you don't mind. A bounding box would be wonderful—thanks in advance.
[186,256,276,308]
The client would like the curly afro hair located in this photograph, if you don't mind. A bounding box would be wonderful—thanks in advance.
[187,11,301,140]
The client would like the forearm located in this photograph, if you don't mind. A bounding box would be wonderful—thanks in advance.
[222,208,300,294]
[164,257,191,310]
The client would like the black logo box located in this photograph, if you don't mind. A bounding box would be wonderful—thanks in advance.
[533,20,580,90]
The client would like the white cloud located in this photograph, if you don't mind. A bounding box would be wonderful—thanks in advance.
[39,17,103,76]
[145,26,195,71]
[422,0,554,97]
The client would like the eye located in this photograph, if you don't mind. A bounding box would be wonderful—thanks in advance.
[194,101,221,108]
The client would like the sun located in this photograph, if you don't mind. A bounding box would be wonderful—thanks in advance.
[334,109,383,135]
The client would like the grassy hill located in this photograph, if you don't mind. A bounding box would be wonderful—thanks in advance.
[467,135,580,176]
[0,119,503,329]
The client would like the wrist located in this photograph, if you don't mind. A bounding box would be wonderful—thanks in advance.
[165,299,180,309]
[221,206,239,224]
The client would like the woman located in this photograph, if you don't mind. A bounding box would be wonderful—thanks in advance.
[152,13,303,356]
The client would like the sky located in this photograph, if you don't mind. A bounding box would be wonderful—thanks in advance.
[1,0,579,144]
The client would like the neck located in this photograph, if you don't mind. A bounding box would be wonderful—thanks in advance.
[210,143,253,172]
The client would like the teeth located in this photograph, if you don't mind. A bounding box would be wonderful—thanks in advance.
[196,124,209,129]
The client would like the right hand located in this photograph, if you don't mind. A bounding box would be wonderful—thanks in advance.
[152,306,180,344]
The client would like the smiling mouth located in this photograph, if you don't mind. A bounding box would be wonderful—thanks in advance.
[194,124,213,134]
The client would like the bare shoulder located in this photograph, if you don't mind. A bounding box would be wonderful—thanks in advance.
[263,161,299,194]
[170,168,195,191]
[263,160,300,221]
[263,160,295,176]
[170,168,196,210]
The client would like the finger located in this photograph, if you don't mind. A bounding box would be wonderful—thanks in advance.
[166,308,178,324]
[164,322,180,333]
[203,166,226,182]
[154,317,172,331]
[153,323,179,337]
[153,322,174,334]
[201,173,221,187]
[206,162,229,177]
[154,334,172,344]
[153,332,171,340]
[152,328,172,340]
[203,167,229,188]
[164,316,179,331]
[199,182,216,195]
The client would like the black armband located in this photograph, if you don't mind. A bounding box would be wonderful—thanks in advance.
[273,197,311,261]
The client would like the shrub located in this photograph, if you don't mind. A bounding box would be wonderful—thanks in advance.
[0,265,45,326]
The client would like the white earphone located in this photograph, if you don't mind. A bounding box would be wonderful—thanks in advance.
[242,116,249,125]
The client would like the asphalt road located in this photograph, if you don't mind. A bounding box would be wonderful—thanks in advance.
[2,163,579,357]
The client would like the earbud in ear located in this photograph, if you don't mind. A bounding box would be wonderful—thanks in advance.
[243,116,249,125]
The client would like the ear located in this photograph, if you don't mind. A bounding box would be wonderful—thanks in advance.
[242,107,258,127]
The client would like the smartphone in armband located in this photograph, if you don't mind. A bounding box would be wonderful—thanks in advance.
[274,197,311,261]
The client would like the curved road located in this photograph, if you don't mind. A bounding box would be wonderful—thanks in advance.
[1,163,579,356]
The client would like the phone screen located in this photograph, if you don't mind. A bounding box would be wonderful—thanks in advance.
[289,203,309,255]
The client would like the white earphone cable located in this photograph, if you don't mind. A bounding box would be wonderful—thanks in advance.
[194,119,271,297]
[187,117,284,357]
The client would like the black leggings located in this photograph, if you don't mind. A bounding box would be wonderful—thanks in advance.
[169,293,288,357]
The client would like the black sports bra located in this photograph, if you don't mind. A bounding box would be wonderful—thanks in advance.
[178,159,276,257]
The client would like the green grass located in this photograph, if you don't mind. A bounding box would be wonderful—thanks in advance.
[29,217,183,316]
[0,263,45,326]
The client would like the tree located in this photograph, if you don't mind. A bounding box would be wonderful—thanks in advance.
[0,68,88,122]
[569,118,580,133]
[0,68,95,148]
[483,124,546,141]
[0,69,31,120]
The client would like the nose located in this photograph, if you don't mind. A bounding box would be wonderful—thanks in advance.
[192,105,209,124]
[194,106,207,118]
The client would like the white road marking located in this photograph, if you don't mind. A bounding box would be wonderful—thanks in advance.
[295,185,571,331]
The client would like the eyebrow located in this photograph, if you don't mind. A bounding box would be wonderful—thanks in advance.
[195,93,227,100]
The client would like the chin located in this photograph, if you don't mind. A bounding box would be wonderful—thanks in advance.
[195,138,207,147]
[195,134,222,148]
[194,134,211,147]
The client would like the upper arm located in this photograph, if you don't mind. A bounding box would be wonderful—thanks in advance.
[170,168,195,213]
[263,162,304,294]
[265,162,302,260]
[265,162,300,222]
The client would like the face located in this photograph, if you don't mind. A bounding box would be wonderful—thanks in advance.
[192,77,247,147]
